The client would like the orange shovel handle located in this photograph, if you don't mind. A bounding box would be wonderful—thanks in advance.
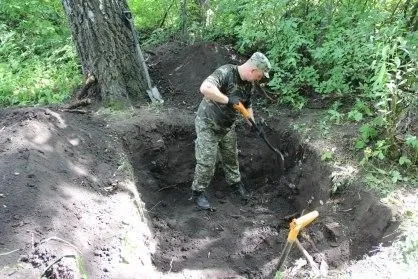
[233,102,251,119]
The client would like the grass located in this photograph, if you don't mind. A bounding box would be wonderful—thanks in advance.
[0,1,81,107]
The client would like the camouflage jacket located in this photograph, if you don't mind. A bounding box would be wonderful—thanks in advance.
[197,64,254,129]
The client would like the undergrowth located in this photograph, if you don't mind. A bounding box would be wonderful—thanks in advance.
[0,0,80,107]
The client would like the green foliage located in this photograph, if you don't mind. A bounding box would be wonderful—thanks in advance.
[401,225,418,264]
[75,255,89,279]
[274,270,284,279]
[364,172,396,195]
[364,164,416,195]
[104,100,126,111]
[405,134,418,165]
[355,124,378,149]
[203,0,418,180]
[321,150,334,161]
[0,0,80,107]
[358,31,417,170]
[130,0,172,30]
[327,102,344,124]
[347,99,373,122]
[347,109,363,122]
[406,135,418,153]
[141,27,176,48]
[130,0,205,45]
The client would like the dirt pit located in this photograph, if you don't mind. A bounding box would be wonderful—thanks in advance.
[122,113,300,278]
[122,42,399,277]
[119,108,398,278]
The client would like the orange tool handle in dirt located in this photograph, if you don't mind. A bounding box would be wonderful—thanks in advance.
[276,210,319,272]
[288,210,319,242]
[233,102,285,171]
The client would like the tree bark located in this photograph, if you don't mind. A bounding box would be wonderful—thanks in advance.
[61,0,148,106]
[180,0,187,38]
[407,1,418,31]
[194,0,210,25]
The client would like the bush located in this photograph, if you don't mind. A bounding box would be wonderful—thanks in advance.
[0,0,80,107]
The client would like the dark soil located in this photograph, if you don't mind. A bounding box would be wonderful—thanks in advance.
[0,42,398,278]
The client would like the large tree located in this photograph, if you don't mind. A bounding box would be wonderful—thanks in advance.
[61,0,150,106]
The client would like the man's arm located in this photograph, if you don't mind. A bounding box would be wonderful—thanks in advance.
[199,80,229,104]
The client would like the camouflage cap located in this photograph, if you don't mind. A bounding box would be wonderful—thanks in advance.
[249,52,271,78]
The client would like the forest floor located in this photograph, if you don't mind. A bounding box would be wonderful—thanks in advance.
[0,42,416,279]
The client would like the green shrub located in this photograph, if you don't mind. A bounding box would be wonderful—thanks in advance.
[0,0,80,107]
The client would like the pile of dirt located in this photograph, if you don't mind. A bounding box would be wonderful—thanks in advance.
[0,108,155,278]
[0,42,400,278]
[148,41,244,108]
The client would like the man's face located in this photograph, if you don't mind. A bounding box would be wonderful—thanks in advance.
[250,68,264,81]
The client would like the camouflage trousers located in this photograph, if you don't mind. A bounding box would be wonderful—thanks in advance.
[191,116,241,192]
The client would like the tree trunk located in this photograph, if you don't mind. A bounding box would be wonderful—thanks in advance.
[61,0,149,106]
[407,1,418,31]
[194,0,210,25]
[180,0,188,39]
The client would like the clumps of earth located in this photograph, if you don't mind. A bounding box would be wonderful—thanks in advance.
[20,246,74,278]
[0,42,398,278]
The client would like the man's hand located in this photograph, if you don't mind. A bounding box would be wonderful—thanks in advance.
[227,96,241,108]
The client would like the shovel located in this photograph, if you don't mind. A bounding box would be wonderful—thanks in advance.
[233,102,285,172]
[123,11,163,103]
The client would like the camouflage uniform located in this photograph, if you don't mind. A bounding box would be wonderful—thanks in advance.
[192,64,254,192]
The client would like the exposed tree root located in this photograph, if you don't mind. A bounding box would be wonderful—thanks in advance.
[63,98,92,110]
[61,109,88,114]
[39,237,81,254]
[62,73,97,111]
[76,74,97,100]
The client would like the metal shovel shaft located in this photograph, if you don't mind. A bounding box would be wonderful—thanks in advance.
[248,118,285,171]
[123,10,163,103]
[232,102,285,171]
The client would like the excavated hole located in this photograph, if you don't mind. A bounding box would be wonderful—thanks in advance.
[123,120,398,277]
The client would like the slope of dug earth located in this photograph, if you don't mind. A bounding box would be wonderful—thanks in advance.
[0,108,156,278]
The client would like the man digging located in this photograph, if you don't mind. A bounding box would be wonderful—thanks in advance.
[191,52,271,210]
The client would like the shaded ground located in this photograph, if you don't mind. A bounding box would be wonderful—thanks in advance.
[0,108,156,278]
[0,42,400,278]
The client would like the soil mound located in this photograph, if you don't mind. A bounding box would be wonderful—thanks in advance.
[148,42,244,108]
